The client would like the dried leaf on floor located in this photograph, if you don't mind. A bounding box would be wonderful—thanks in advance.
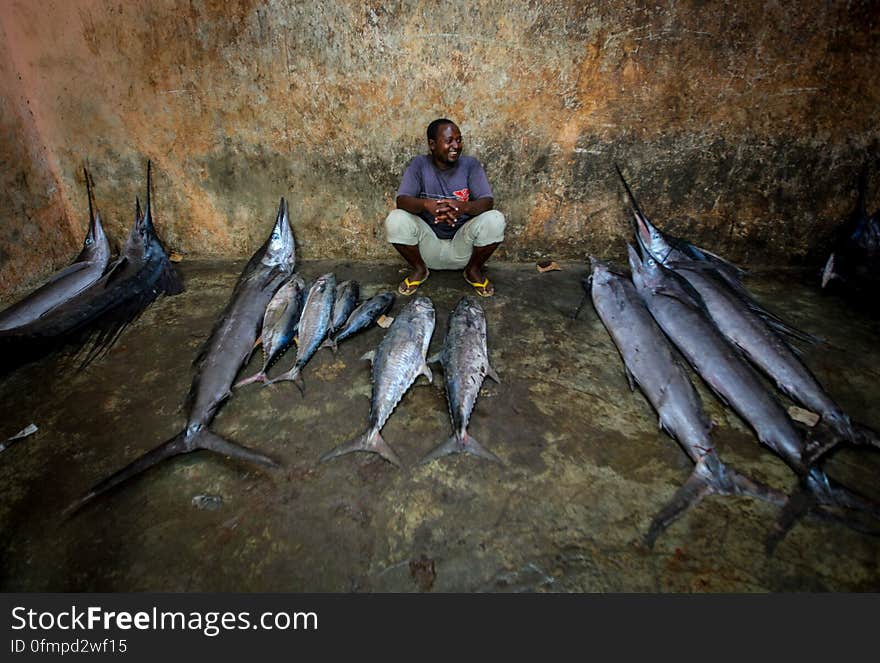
[537,260,561,273]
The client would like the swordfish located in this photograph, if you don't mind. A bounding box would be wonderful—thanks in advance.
[66,198,296,514]
[628,238,880,549]
[588,257,784,545]
[0,167,111,331]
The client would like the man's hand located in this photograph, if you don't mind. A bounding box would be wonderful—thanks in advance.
[425,199,461,226]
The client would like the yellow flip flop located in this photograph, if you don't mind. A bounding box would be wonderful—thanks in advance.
[464,274,495,297]
[398,270,429,296]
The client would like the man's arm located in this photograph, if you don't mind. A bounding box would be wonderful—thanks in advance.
[397,195,459,223]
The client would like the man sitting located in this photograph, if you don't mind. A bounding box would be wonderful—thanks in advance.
[385,118,506,297]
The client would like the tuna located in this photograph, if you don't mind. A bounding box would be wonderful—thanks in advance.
[65,198,296,514]
[0,167,111,331]
[321,291,395,353]
[329,280,360,336]
[420,297,502,465]
[266,273,336,394]
[319,296,435,467]
[0,161,183,374]
[588,258,784,545]
[234,273,307,388]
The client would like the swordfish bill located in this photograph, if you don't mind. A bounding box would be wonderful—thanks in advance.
[588,257,784,546]
[0,166,111,331]
[319,296,435,467]
[65,198,296,515]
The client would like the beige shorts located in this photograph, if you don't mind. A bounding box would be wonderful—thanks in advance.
[384,209,506,270]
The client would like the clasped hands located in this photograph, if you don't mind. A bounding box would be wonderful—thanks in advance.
[424,199,465,226]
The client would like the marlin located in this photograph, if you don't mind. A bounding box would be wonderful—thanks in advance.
[319,296,435,467]
[0,161,183,374]
[65,198,296,514]
[421,297,502,465]
[628,236,880,551]
[588,257,784,546]
[0,167,111,331]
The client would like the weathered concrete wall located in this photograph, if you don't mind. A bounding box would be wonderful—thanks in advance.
[1,0,879,297]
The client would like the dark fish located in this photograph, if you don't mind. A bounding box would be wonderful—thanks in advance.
[321,291,395,353]
[588,257,784,546]
[329,280,359,336]
[0,167,112,331]
[0,161,183,374]
[234,273,307,388]
[319,296,435,467]
[266,272,336,394]
[65,198,296,514]
[421,296,502,464]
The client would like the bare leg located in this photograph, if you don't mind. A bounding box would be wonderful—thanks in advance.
[392,243,429,282]
[464,242,500,295]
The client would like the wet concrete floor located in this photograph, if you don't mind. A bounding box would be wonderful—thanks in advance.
[0,259,879,592]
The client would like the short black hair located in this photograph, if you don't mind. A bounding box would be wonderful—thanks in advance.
[427,118,456,141]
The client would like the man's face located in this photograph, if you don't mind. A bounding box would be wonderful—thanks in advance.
[429,123,463,167]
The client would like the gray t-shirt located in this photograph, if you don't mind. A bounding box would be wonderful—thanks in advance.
[396,155,494,239]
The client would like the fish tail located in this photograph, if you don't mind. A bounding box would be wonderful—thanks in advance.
[64,428,279,517]
[63,431,190,517]
[419,432,502,465]
[319,429,402,467]
[264,365,299,387]
[646,453,786,549]
[766,467,880,555]
[233,371,267,389]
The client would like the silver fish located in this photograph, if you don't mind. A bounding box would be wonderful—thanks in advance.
[589,257,783,546]
[421,296,502,464]
[65,198,296,514]
[329,280,359,336]
[0,167,111,331]
[321,291,395,353]
[319,295,435,467]
[234,273,306,388]
[267,272,336,394]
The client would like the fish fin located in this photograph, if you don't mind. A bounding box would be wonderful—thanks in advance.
[64,432,190,516]
[39,262,91,288]
[624,366,636,392]
[233,371,267,389]
[426,352,442,365]
[294,373,306,397]
[101,257,129,288]
[652,285,703,310]
[821,253,837,289]
[264,365,299,387]
[197,429,279,468]
[319,430,402,467]
[646,454,786,548]
[486,365,501,384]
[360,350,375,363]
[420,433,502,466]
[420,363,433,384]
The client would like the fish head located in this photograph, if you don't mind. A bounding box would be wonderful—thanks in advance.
[633,211,675,265]
[262,197,296,272]
[77,209,111,265]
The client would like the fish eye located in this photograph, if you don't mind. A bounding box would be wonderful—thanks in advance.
[84,238,93,245]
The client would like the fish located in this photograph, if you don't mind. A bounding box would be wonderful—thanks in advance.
[0,167,112,331]
[64,198,296,514]
[0,161,183,374]
[631,209,856,452]
[420,296,502,464]
[266,272,336,394]
[319,295,435,467]
[628,237,880,550]
[329,280,359,336]
[320,291,395,353]
[615,164,820,345]
[234,273,306,388]
[821,169,880,291]
[588,257,784,546]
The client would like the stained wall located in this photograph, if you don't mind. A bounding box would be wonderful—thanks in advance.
[1,0,878,297]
